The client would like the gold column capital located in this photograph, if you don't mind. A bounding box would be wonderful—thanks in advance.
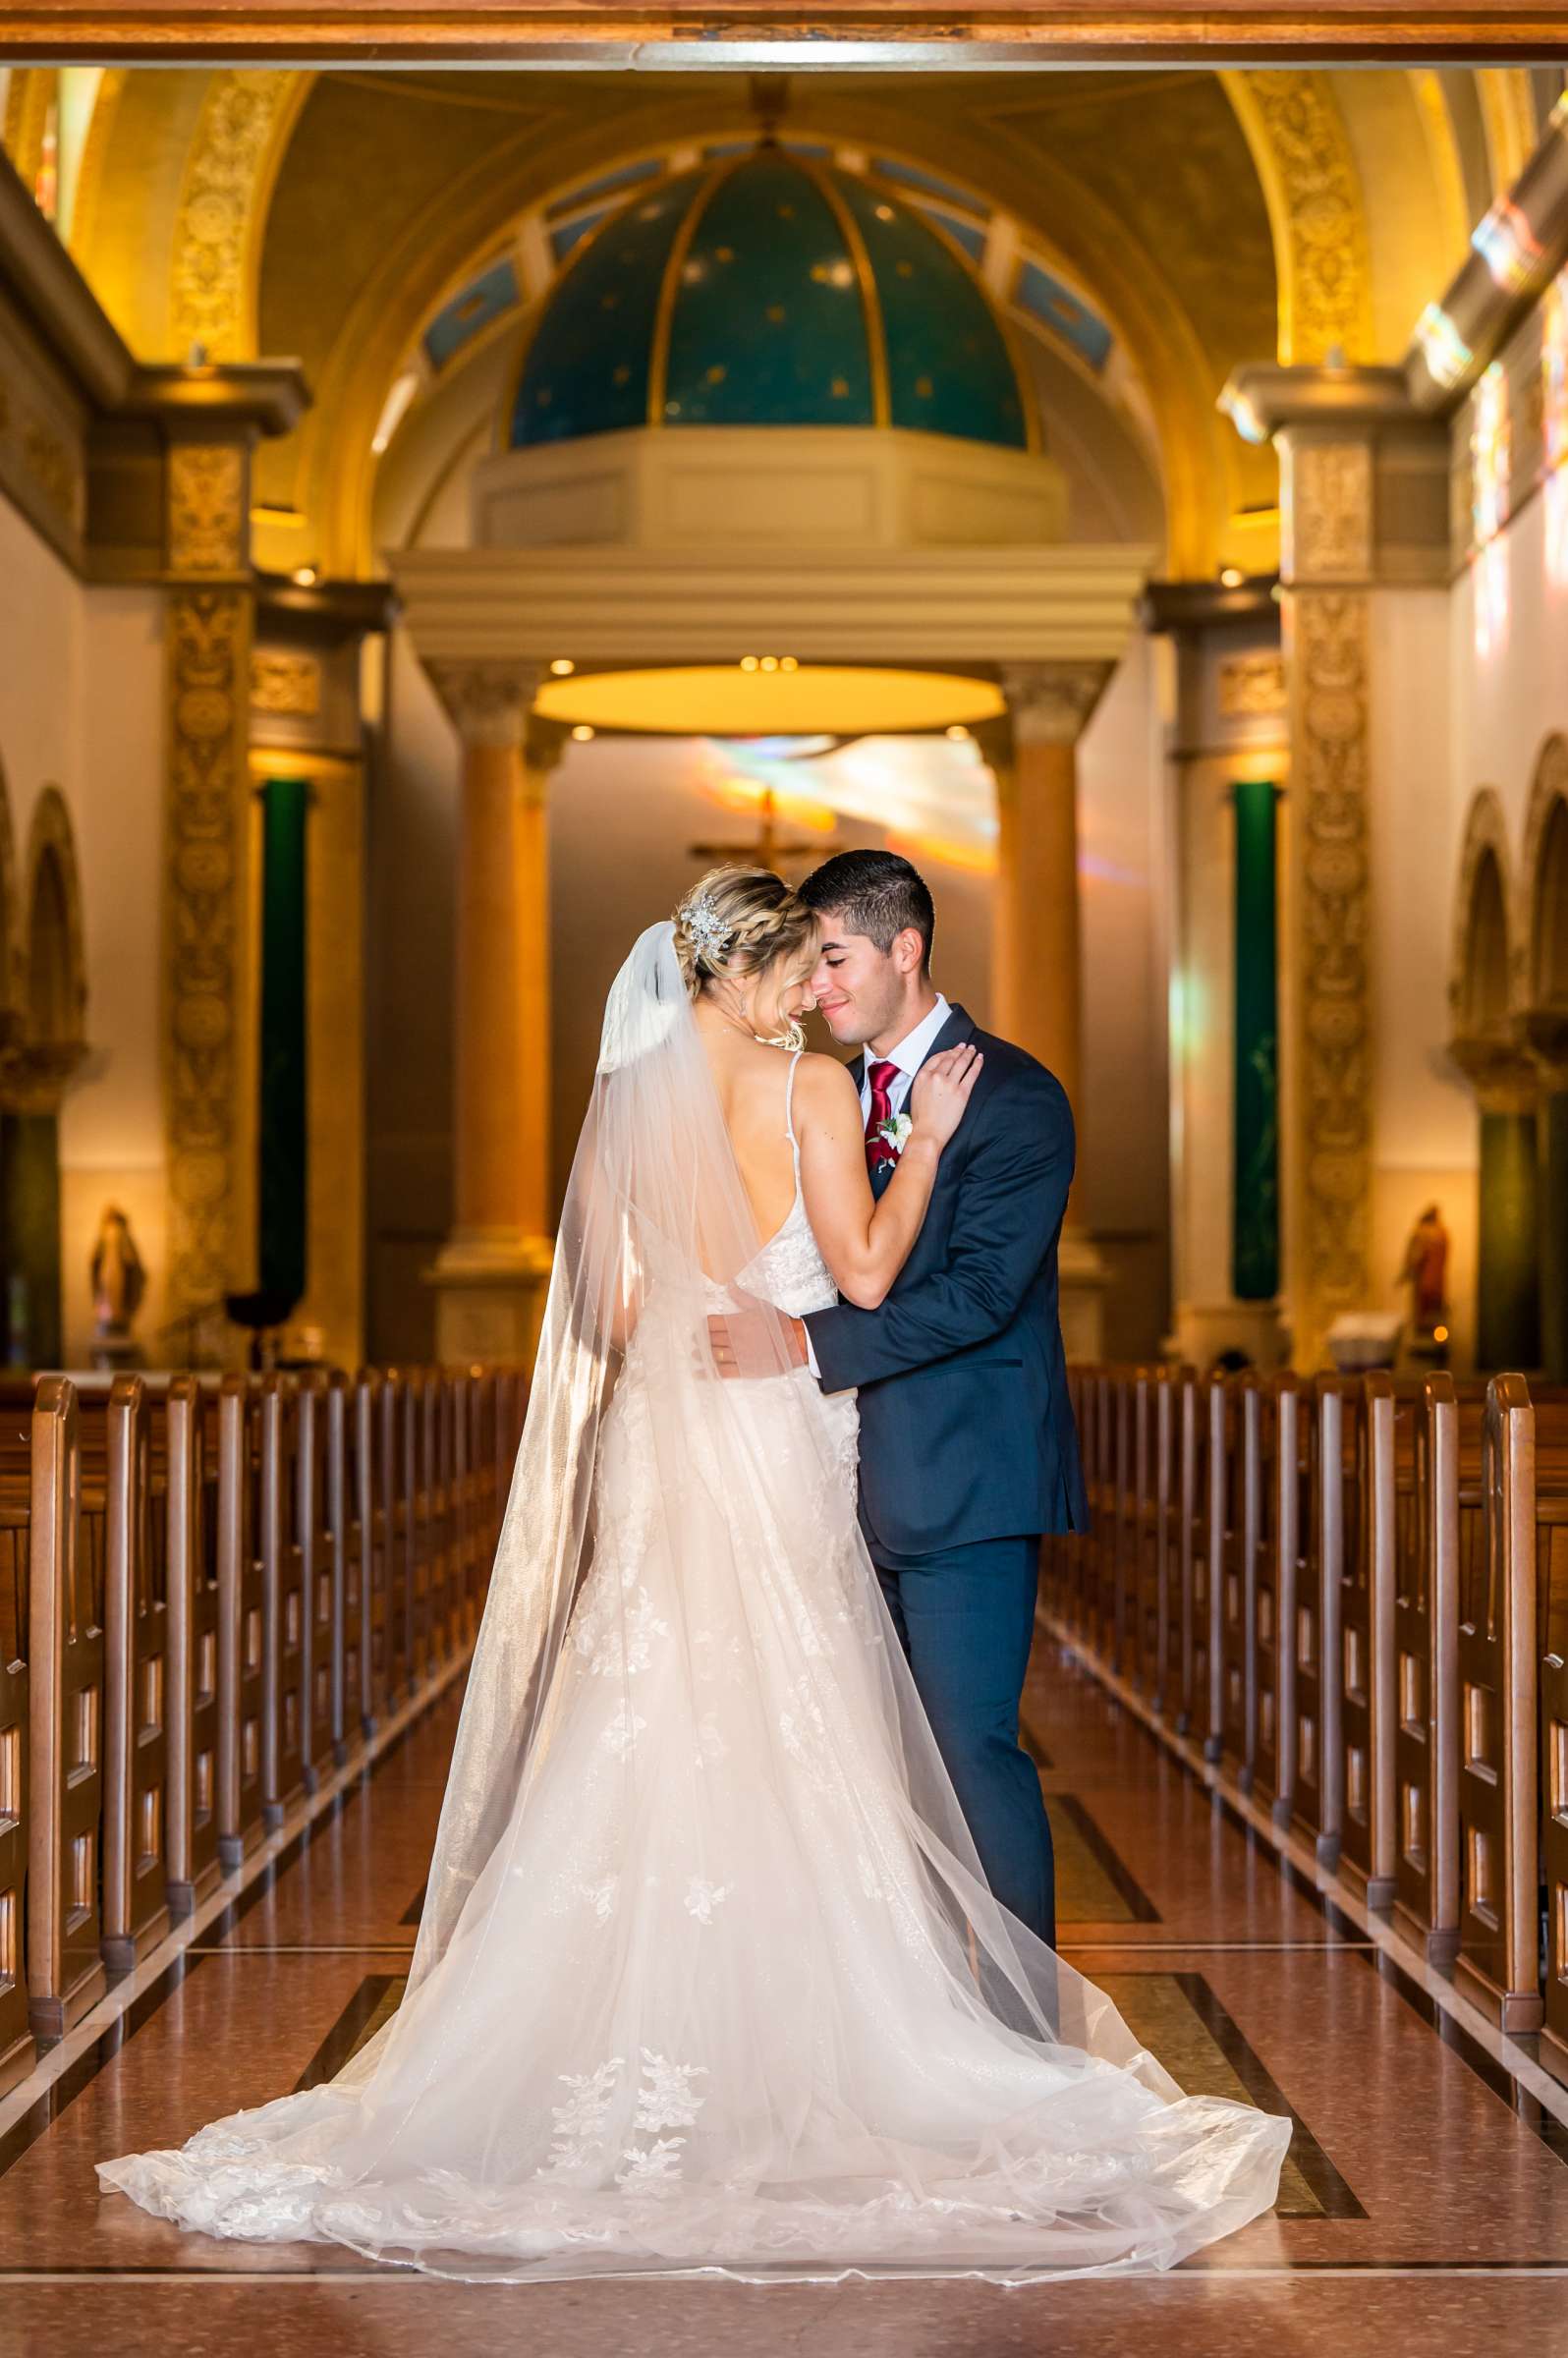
[426,657,542,750]
[999,661,1112,750]
[1449,1034,1540,1117]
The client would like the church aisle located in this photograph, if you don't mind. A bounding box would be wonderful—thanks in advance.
[1,1639,1566,2354]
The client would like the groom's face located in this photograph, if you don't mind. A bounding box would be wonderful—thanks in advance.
[809,918,907,1048]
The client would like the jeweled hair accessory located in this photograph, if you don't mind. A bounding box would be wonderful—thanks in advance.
[683,890,732,964]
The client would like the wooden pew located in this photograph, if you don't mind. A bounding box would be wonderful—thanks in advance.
[20,1380,107,2044]
[162,1376,222,1920]
[258,1375,308,1829]
[98,1376,171,1977]
[1192,1370,1227,1762]
[354,1369,392,1733]
[1389,1375,1473,1966]
[1084,1369,1116,1662]
[1124,1368,1163,1701]
[321,1368,365,1769]
[1148,1363,1181,1718]
[1337,1374,1406,1910]
[294,1373,336,1796]
[0,1393,32,2092]
[1166,1366,1204,1737]
[1254,1373,1304,1832]
[379,1370,415,1703]
[1538,1391,1568,2084]
[1290,1376,1353,1869]
[1455,1374,1542,2033]
[215,1374,266,1871]
[1216,1374,1253,1789]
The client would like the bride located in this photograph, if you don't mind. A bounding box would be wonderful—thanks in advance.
[99,867,1289,2282]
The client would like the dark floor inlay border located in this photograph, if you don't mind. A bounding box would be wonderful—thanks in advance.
[297,1976,406,2093]
[1054,1793,1162,1924]
[1178,1970,1365,2219]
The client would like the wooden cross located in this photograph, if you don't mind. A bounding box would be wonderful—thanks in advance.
[689,788,841,878]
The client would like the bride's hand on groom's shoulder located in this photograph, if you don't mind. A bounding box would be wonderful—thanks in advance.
[910,1044,983,1150]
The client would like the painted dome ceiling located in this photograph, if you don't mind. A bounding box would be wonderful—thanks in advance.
[507,145,1033,454]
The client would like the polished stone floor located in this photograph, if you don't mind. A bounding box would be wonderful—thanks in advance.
[3,1627,1567,2355]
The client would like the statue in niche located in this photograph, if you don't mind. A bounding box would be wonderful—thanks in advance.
[90,1204,147,1369]
[1398,1205,1450,1340]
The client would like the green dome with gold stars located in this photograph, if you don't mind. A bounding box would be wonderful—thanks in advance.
[508,147,1033,454]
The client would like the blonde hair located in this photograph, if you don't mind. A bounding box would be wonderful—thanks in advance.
[672,866,815,1001]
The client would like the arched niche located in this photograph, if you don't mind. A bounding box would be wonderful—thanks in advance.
[21,786,88,1080]
[1524,735,1568,1015]
[1523,735,1568,1380]
[1448,788,1539,1373]
[1449,789,1520,1047]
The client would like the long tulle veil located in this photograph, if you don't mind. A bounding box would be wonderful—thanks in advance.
[97,915,1291,2278]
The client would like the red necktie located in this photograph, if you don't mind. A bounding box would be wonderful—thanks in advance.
[865,1059,900,1174]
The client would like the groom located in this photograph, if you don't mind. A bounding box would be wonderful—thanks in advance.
[730,848,1085,1950]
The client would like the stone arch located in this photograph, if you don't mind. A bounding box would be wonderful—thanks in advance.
[1449,788,1520,1040]
[21,787,88,1062]
[1523,733,1568,1010]
[1219,69,1373,365]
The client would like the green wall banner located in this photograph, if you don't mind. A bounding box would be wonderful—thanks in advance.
[1232,778,1280,1303]
[257,776,309,1314]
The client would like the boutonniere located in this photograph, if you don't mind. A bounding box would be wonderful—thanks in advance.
[877,1112,914,1158]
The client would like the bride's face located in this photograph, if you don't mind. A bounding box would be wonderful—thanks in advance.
[747,949,816,1039]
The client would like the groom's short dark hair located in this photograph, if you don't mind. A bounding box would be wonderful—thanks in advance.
[799,850,935,975]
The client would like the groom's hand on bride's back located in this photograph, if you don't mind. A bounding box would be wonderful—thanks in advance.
[706,1302,809,1378]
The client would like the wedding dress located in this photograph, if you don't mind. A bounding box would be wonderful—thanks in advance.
[98,923,1289,2282]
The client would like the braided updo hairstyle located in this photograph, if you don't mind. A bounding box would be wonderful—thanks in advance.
[672,866,815,1001]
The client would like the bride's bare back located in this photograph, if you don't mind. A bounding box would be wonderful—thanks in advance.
[693,997,982,1312]
[692,1002,810,1247]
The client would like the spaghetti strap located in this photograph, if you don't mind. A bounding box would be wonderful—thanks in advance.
[784,1048,804,1173]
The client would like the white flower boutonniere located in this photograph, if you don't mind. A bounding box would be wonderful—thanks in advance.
[877,1112,914,1159]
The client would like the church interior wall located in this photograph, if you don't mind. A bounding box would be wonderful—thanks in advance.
[0,487,166,1368]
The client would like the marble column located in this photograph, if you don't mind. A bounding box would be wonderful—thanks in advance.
[993,662,1111,1361]
[424,660,558,1367]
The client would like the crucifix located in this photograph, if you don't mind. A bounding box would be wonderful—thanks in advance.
[689,788,841,878]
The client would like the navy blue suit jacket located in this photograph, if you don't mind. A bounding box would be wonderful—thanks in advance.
[802,1003,1088,1560]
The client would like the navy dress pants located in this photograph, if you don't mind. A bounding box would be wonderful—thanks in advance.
[872,1534,1056,1951]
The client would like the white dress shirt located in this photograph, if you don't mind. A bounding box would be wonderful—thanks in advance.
[804,992,952,1377]
[856,991,953,1128]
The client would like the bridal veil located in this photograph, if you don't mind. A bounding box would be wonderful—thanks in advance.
[98,921,1289,2280]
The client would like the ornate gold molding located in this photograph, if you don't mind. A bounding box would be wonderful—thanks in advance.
[169,70,302,363]
[1286,438,1373,580]
[1223,70,1372,367]
[1217,651,1287,717]
[164,587,252,1325]
[999,660,1112,748]
[250,647,320,716]
[426,656,541,750]
[168,443,246,574]
[1289,588,1372,1356]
